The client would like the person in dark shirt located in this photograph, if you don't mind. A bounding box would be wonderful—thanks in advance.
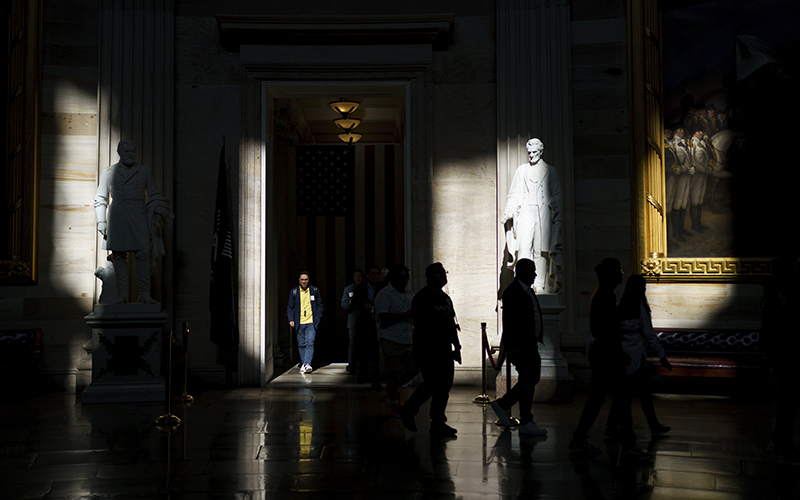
[489,258,548,436]
[349,265,382,387]
[399,263,461,437]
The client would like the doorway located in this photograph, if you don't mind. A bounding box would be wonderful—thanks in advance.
[265,83,407,371]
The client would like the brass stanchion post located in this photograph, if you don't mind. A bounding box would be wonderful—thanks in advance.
[176,321,194,403]
[473,322,492,404]
[155,330,181,427]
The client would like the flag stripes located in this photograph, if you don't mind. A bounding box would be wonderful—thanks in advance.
[292,144,404,362]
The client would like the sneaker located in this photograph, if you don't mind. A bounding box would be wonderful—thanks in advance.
[303,364,313,374]
[399,406,417,432]
[490,400,511,427]
[569,439,601,454]
[430,423,458,438]
[650,424,671,436]
[622,446,653,461]
[299,365,307,374]
[518,421,548,436]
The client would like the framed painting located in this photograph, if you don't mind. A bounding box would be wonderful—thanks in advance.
[629,0,798,282]
[1,0,41,285]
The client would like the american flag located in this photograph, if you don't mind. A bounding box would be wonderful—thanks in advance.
[292,144,405,361]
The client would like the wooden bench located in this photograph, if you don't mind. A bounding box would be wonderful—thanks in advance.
[646,328,766,394]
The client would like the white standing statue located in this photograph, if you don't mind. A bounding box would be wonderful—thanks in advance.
[94,139,170,304]
[502,138,563,293]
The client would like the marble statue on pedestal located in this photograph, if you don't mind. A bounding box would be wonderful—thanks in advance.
[502,138,563,293]
[94,139,170,304]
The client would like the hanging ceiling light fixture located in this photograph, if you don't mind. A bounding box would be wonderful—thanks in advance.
[337,131,363,144]
[329,99,360,114]
[330,98,362,144]
[334,116,361,131]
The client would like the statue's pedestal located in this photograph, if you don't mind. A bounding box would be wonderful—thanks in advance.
[81,304,167,404]
[495,293,573,403]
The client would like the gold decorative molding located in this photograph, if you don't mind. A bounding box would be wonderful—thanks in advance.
[645,192,663,215]
[646,258,772,282]
[641,258,661,276]
[1,0,40,285]
[0,260,32,278]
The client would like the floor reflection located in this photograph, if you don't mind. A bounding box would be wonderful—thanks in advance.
[0,363,797,499]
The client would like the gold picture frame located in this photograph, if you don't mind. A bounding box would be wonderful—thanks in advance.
[628,0,775,283]
[1,0,40,285]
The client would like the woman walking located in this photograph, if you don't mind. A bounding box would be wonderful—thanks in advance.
[607,275,672,438]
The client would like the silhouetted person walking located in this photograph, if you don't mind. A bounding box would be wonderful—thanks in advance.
[400,263,462,437]
[341,268,364,373]
[490,258,548,436]
[375,264,417,416]
[606,275,672,438]
[569,259,650,460]
[351,265,382,386]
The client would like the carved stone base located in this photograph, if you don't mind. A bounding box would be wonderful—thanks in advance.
[82,304,167,404]
[75,339,93,394]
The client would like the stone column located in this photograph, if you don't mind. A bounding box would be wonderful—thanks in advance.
[496,0,574,400]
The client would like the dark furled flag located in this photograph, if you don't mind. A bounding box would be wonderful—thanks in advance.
[210,139,236,349]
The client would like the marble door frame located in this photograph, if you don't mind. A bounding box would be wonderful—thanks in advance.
[237,65,432,386]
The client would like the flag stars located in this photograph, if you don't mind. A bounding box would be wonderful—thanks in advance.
[296,145,354,216]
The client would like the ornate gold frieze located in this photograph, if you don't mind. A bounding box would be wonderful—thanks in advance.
[641,258,661,276]
[644,258,772,282]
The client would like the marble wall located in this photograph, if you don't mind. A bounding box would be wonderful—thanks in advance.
[0,0,101,390]
[172,8,241,383]
[428,10,497,375]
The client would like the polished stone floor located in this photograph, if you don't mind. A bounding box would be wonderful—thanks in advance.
[2,363,798,499]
